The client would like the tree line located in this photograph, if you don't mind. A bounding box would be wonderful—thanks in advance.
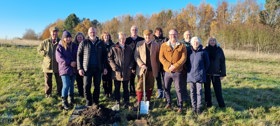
[23,0,280,53]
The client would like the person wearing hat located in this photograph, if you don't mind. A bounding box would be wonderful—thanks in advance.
[37,26,62,98]
[134,29,160,109]
[159,29,187,113]
[56,31,78,110]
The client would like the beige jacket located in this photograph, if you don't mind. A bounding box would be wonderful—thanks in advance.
[134,40,160,77]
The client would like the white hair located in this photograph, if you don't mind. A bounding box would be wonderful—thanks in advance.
[190,36,202,45]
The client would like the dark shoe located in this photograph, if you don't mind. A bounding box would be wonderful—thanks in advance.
[124,104,129,109]
[69,95,75,107]
[164,104,171,109]
[133,102,140,111]
[206,103,212,108]
[197,109,202,114]
[130,92,136,97]
[62,97,69,110]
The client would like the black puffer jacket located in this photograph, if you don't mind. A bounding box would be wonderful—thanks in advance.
[204,46,226,77]
[77,37,107,72]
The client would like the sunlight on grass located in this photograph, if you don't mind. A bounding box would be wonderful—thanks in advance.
[0,46,280,125]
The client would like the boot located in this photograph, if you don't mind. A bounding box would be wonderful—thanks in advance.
[136,91,143,103]
[69,94,75,108]
[62,97,69,110]
[156,89,163,99]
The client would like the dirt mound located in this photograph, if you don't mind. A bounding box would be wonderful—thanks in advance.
[68,105,121,126]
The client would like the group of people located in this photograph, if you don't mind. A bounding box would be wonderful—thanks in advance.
[37,25,226,114]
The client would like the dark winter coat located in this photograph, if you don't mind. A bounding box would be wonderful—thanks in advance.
[56,41,78,76]
[77,37,107,72]
[204,46,226,77]
[103,40,115,71]
[187,45,210,83]
[108,43,134,81]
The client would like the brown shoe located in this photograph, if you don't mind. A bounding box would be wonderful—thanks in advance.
[177,108,182,113]
[164,104,171,109]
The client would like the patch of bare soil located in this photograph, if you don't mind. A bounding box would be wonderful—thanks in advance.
[68,105,121,126]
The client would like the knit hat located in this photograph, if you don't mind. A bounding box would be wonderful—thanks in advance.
[61,31,72,39]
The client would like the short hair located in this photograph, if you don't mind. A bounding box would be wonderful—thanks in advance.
[169,29,178,34]
[118,32,126,36]
[130,25,138,30]
[190,36,202,45]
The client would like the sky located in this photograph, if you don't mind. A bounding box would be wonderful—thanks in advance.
[0,0,265,39]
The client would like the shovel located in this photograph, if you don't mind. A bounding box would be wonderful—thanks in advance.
[140,69,149,115]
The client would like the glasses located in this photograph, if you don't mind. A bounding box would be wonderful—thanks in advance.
[169,34,177,35]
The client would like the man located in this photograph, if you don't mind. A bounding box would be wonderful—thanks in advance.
[37,26,62,98]
[180,30,192,105]
[154,27,168,99]
[125,25,144,97]
[181,30,192,48]
[108,32,134,108]
[77,27,107,106]
[159,29,187,113]
[134,29,160,108]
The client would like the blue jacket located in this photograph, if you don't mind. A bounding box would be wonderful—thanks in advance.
[187,45,210,83]
[56,41,78,76]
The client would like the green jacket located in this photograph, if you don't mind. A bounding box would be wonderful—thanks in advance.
[37,37,60,73]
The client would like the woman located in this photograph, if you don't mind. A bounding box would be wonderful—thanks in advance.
[187,36,209,114]
[204,37,226,108]
[101,32,114,98]
[56,31,78,110]
[73,32,85,97]
[108,32,134,108]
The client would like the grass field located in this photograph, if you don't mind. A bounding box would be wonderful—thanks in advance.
[0,40,280,125]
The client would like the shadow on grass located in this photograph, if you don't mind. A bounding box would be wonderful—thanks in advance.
[223,87,280,111]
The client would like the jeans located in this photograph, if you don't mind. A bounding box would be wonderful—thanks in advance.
[61,75,76,97]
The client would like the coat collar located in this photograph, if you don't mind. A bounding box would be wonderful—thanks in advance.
[166,40,180,46]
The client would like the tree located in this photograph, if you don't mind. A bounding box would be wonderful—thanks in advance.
[64,13,80,33]
[197,2,215,40]
[101,18,120,41]
[40,19,64,40]
[133,14,147,35]
[22,29,38,40]
[74,18,93,36]
[118,15,133,35]
[259,0,280,28]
